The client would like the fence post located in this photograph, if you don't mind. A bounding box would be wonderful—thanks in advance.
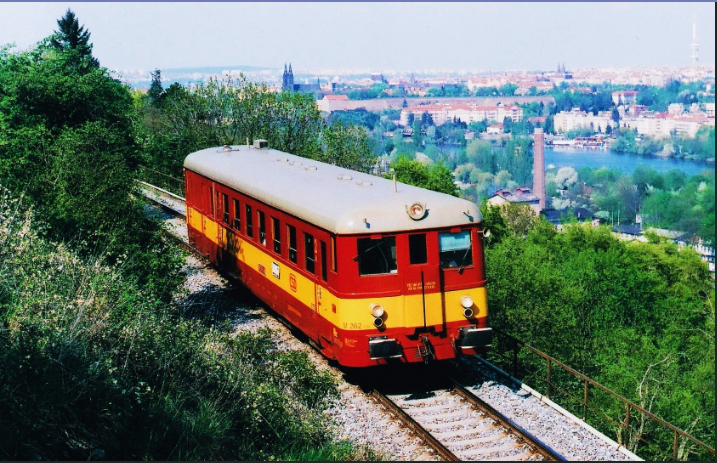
[546,358,552,398]
[624,403,631,447]
[512,337,519,378]
[583,379,589,420]
[673,431,679,461]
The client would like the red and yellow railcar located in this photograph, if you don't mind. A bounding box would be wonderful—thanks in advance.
[184,141,492,367]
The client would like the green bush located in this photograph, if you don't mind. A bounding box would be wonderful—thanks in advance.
[0,188,368,461]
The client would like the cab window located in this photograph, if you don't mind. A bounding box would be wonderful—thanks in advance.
[356,237,397,276]
[439,231,472,269]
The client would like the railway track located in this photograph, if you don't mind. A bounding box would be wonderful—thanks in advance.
[373,378,564,461]
[135,180,186,217]
[138,181,565,462]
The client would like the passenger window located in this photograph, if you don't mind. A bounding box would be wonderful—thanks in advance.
[222,193,229,224]
[288,225,297,263]
[304,233,315,274]
[356,237,397,276]
[439,231,473,269]
[233,199,241,230]
[258,210,266,245]
[245,205,253,237]
[272,217,281,254]
[320,241,328,282]
[409,234,428,264]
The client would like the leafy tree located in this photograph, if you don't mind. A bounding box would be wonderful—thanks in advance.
[0,22,178,300]
[485,216,714,458]
[49,9,99,71]
[317,122,374,172]
[389,155,457,196]
[147,68,163,107]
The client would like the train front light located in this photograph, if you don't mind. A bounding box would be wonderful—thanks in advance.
[461,295,475,318]
[370,303,385,319]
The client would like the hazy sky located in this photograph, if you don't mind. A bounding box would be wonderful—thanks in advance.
[1,2,714,72]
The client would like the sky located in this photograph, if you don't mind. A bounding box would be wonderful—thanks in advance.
[0,2,714,73]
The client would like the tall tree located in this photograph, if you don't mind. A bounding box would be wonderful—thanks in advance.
[50,9,99,70]
[147,69,163,106]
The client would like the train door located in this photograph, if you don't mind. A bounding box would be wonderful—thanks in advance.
[403,233,445,333]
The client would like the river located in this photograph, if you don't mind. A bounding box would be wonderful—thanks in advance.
[544,147,714,177]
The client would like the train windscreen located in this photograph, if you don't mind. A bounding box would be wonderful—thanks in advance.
[439,231,472,269]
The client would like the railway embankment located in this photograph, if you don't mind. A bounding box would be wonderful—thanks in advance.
[156,200,639,461]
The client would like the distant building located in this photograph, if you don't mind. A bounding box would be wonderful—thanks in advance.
[542,207,594,226]
[611,91,638,106]
[553,109,615,133]
[487,188,541,215]
[399,103,522,127]
[620,112,714,138]
[282,63,323,93]
[316,94,349,112]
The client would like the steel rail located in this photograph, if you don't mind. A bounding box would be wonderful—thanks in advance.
[449,378,566,461]
[371,390,460,462]
[135,180,187,217]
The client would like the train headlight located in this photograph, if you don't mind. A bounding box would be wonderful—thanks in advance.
[461,295,475,318]
[406,202,427,220]
[370,303,385,319]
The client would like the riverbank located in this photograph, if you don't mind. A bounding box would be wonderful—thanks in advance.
[544,146,715,176]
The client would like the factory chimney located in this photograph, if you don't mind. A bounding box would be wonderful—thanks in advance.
[533,128,546,211]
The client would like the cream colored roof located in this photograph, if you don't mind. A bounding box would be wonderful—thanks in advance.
[184,145,482,235]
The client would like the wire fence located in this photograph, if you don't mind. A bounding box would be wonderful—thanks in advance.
[136,166,184,197]
[485,328,715,461]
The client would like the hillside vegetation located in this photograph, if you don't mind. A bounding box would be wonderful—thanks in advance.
[0,11,374,461]
[482,203,715,460]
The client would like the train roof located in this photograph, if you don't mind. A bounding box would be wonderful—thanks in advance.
[184,145,482,235]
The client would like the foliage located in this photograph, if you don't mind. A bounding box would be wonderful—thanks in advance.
[147,68,163,107]
[388,155,457,196]
[49,9,99,71]
[317,122,375,172]
[138,76,375,178]
[0,193,370,461]
[484,213,715,458]
[0,30,180,302]
[569,164,715,245]
[328,108,380,130]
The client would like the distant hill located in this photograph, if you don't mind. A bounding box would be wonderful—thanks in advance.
[163,65,273,74]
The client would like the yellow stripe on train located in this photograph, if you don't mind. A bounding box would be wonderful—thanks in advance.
[189,207,488,331]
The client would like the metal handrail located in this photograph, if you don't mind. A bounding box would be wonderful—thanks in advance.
[487,328,715,460]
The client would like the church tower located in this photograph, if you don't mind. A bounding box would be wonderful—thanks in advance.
[282,63,295,91]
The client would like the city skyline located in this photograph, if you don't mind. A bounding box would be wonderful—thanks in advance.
[0,2,715,73]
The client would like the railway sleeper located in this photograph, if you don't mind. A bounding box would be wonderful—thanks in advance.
[430,423,496,439]
[399,399,464,411]
[480,449,535,461]
[417,409,477,422]
[424,417,486,430]
[445,432,509,447]
[455,441,521,457]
